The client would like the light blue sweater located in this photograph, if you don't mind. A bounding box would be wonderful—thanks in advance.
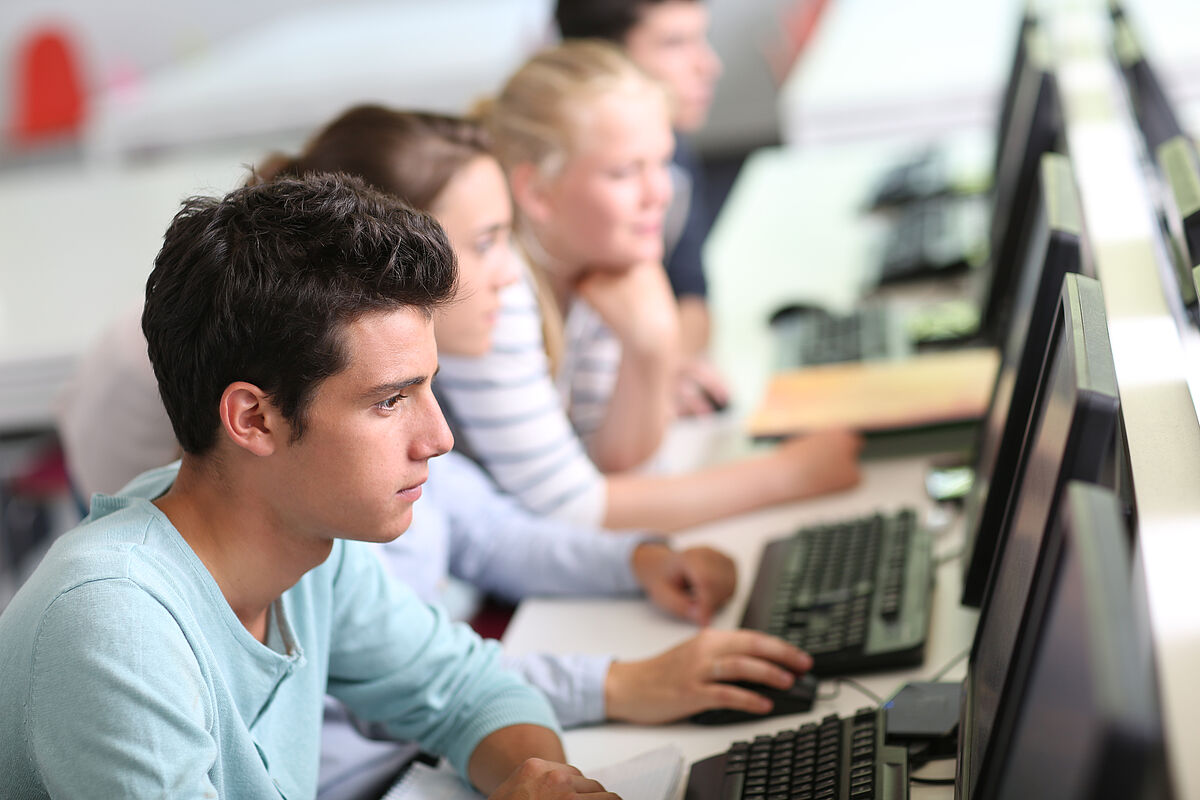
[0,464,559,799]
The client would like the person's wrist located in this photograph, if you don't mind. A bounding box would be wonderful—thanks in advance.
[630,540,673,589]
[603,660,636,722]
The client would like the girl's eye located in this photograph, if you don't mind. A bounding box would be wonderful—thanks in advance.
[475,235,498,256]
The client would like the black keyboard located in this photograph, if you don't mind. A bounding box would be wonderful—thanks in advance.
[877,196,972,286]
[684,708,909,800]
[773,307,907,368]
[741,511,933,676]
[868,148,947,210]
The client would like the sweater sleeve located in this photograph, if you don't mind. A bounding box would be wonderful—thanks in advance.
[27,580,219,799]
[324,541,560,780]
[433,453,644,602]
[435,270,607,527]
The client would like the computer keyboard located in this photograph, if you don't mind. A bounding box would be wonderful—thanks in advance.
[867,147,948,210]
[876,196,974,286]
[741,511,933,676]
[771,307,912,368]
[684,708,909,800]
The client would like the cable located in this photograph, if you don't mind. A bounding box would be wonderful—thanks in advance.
[929,647,971,683]
[838,677,884,707]
[934,547,964,565]
[815,680,842,703]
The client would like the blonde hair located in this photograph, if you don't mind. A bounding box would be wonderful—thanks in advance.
[476,41,668,371]
[480,39,667,177]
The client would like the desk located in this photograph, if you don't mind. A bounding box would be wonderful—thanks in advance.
[504,448,978,776]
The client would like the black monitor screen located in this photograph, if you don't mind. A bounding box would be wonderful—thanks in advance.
[991,7,1038,178]
[1155,136,1200,323]
[1114,19,1185,155]
[961,153,1085,606]
[980,28,1063,343]
[957,274,1121,800]
[981,483,1167,800]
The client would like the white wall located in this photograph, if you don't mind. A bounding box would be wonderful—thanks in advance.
[3,0,786,158]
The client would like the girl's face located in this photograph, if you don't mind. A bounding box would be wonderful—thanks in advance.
[430,155,521,356]
[533,87,675,272]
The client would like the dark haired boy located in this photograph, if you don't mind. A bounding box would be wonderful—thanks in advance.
[0,174,613,800]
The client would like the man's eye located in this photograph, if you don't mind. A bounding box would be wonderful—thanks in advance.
[377,394,406,411]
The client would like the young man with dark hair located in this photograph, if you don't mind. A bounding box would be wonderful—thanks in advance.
[0,174,613,800]
[555,0,728,415]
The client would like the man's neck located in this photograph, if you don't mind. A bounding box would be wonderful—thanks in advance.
[153,458,333,643]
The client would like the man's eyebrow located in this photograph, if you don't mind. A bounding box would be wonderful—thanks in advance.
[362,366,440,400]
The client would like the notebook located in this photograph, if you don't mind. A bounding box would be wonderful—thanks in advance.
[748,347,999,437]
[383,744,686,800]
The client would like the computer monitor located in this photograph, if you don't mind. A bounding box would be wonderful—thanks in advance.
[960,153,1087,606]
[956,274,1122,800]
[979,27,1064,344]
[961,482,1168,800]
[991,4,1039,178]
[1155,135,1200,324]
[1114,18,1186,156]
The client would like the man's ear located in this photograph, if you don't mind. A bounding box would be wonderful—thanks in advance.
[218,382,286,456]
[508,162,555,225]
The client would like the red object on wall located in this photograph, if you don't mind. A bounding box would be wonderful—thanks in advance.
[765,0,836,85]
[12,27,87,145]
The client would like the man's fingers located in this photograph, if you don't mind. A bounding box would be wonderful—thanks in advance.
[650,582,697,622]
[708,654,796,689]
[712,629,814,672]
[570,775,608,794]
[700,682,775,715]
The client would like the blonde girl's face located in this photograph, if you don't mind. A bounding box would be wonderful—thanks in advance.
[536,86,675,272]
[430,155,521,357]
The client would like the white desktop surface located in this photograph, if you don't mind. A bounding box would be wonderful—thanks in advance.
[778,0,1021,146]
[503,444,978,774]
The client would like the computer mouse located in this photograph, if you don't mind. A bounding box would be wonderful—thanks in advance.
[768,303,829,327]
[689,673,819,725]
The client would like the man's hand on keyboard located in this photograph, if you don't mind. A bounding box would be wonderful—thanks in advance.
[631,543,736,625]
[603,629,813,724]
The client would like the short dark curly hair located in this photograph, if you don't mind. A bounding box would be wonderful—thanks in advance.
[142,172,458,455]
[555,0,698,43]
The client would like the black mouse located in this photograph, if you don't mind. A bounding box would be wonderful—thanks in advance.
[689,673,819,725]
[768,303,829,327]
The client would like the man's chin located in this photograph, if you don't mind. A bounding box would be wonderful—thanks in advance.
[373,507,415,543]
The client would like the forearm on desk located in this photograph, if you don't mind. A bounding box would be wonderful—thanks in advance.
[602,451,796,533]
[467,724,567,796]
[678,296,712,357]
[586,345,677,473]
